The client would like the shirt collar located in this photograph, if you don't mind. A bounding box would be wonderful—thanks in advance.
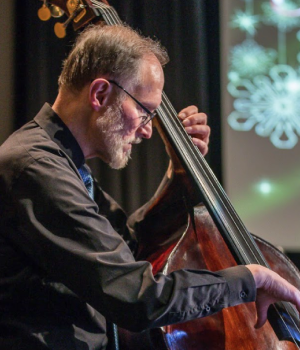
[34,103,85,168]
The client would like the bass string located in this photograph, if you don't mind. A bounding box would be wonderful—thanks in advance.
[272,302,300,348]
[91,0,121,25]
[158,92,262,266]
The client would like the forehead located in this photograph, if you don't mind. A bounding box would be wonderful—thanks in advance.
[137,55,164,84]
[131,55,164,106]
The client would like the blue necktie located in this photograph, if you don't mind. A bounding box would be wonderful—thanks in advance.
[78,164,119,348]
[78,164,94,199]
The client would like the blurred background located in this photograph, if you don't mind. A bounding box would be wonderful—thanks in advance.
[1,0,299,266]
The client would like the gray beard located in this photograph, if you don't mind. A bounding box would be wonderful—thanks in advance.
[96,103,134,170]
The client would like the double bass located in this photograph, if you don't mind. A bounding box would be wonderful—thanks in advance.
[37,1,300,349]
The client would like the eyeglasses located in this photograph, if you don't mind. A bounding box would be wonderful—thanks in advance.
[108,80,156,126]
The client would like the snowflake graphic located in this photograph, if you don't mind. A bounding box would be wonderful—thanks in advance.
[228,65,300,148]
[230,10,260,35]
[229,39,277,78]
[262,0,300,31]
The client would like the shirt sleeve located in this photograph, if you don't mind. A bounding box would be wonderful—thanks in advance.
[9,155,256,332]
[92,176,137,252]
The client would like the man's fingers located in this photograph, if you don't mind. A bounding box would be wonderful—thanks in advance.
[177,106,210,156]
[254,298,270,329]
[191,137,209,156]
[181,113,207,126]
[246,264,300,330]
[178,105,199,119]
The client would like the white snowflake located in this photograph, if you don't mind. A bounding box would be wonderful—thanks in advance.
[229,39,277,79]
[227,64,300,148]
[262,0,300,31]
[230,10,260,35]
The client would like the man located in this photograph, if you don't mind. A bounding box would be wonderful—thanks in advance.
[0,24,299,350]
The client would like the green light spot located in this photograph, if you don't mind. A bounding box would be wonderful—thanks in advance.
[257,181,272,195]
[231,167,300,221]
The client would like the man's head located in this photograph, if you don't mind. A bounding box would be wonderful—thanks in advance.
[55,25,168,169]
[58,24,169,92]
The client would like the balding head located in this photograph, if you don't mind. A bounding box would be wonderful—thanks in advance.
[58,24,169,92]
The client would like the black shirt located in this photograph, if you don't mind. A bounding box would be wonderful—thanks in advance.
[0,104,256,349]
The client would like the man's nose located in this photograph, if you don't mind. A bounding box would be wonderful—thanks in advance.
[138,121,153,139]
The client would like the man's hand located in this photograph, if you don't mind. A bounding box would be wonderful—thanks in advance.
[246,264,300,328]
[178,105,210,156]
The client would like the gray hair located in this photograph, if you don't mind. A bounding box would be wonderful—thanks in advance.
[58,24,169,91]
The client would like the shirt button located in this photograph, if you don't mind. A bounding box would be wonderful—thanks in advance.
[240,291,247,299]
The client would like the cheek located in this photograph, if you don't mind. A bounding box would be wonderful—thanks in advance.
[122,115,141,137]
[121,124,138,140]
[122,102,141,128]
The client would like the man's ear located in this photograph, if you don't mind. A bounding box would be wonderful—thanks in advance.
[89,79,112,111]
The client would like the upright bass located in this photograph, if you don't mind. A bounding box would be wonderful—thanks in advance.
[38,1,300,349]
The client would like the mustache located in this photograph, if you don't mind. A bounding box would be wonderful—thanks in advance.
[130,138,142,145]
